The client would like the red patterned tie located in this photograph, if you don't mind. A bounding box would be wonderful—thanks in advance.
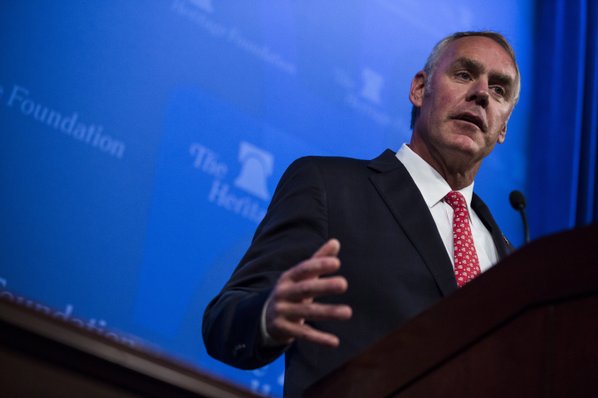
[445,191,481,287]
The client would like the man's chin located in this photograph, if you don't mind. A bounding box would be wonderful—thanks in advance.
[446,134,481,155]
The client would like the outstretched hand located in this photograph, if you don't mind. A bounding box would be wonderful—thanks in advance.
[265,239,352,347]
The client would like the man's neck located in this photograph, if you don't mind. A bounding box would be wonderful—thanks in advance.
[406,141,481,190]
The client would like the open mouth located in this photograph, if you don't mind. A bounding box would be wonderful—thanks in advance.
[451,113,486,132]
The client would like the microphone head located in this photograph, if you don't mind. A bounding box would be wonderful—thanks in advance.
[509,190,526,210]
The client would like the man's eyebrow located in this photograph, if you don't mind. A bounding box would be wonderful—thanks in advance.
[451,56,515,93]
[489,73,514,90]
[451,57,484,73]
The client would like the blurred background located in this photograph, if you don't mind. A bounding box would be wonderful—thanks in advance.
[1,1,596,396]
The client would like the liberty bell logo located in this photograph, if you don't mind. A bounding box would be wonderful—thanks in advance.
[360,68,384,104]
[234,141,274,200]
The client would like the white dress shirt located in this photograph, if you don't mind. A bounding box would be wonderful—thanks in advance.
[396,144,498,272]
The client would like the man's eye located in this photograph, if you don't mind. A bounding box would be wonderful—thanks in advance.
[491,86,506,97]
[455,71,471,80]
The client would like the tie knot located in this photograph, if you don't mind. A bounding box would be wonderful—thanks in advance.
[445,191,468,211]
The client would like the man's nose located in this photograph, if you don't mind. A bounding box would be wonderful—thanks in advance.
[467,80,489,108]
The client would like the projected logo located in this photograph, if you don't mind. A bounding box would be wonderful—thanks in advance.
[360,68,384,104]
[190,141,272,223]
[333,67,402,129]
[171,0,296,75]
[234,141,273,200]
[2,83,125,159]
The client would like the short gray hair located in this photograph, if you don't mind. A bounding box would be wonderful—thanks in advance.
[410,31,521,129]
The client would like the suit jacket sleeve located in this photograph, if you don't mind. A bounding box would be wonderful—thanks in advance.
[202,157,329,369]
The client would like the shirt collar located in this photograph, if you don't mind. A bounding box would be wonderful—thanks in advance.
[395,143,474,208]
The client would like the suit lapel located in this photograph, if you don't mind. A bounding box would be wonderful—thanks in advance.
[471,194,511,259]
[368,150,458,296]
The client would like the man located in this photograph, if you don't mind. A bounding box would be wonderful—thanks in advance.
[203,31,519,397]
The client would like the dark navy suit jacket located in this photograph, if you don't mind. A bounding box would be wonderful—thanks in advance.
[202,149,510,397]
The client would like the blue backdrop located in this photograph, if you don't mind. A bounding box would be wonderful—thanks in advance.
[3,1,594,396]
[529,0,598,236]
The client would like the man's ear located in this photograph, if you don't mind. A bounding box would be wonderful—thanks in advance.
[498,124,507,144]
[409,71,427,107]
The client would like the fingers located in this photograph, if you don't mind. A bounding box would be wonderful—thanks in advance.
[273,301,352,322]
[312,238,340,258]
[266,301,352,347]
[275,276,348,302]
[284,239,341,283]
[269,318,343,347]
[284,257,340,283]
[265,238,351,347]
[266,300,352,345]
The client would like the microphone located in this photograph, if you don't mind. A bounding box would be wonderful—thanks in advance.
[509,190,530,244]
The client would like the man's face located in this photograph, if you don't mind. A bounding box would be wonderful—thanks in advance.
[410,36,518,166]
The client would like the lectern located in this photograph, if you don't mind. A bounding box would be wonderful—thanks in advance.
[0,294,260,397]
[308,224,598,397]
